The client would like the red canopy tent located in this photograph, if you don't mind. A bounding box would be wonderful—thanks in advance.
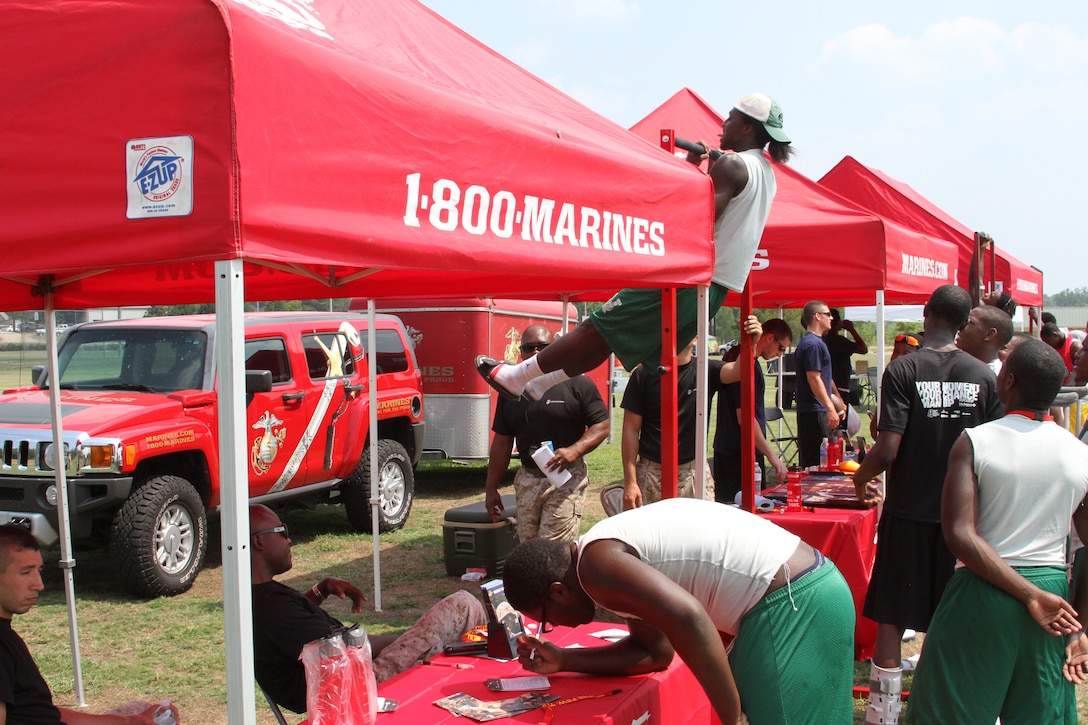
[1,2,714,721]
[820,155,1044,308]
[989,248,1044,309]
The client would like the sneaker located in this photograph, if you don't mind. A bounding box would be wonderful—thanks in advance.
[901,653,920,671]
[901,628,916,642]
[475,356,522,401]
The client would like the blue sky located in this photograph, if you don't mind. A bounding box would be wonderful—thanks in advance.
[420,0,1088,295]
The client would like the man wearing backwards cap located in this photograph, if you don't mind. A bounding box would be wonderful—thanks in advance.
[477,92,793,401]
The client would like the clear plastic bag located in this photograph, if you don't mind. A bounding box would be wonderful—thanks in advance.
[300,625,378,725]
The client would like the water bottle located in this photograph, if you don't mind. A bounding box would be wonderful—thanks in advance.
[531,441,572,488]
[819,437,829,469]
[152,701,176,725]
[786,471,803,513]
[754,464,762,491]
[827,435,842,468]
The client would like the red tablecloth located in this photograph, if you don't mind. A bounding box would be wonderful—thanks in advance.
[762,506,879,660]
[375,622,717,724]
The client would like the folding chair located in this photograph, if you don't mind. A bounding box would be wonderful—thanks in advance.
[260,687,290,725]
[764,407,798,467]
[599,483,624,517]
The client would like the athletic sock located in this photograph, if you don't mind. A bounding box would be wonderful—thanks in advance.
[866,661,903,725]
[523,369,570,401]
[492,356,542,396]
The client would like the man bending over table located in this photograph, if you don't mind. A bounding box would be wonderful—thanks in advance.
[502,498,855,725]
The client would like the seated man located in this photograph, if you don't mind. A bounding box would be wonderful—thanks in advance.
[249,505,487,714]
[503,498,855,725]
[0,525,179,724]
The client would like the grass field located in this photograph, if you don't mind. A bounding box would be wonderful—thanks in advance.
[6,357,1086,722]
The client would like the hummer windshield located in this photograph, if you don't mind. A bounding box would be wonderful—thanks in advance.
[51,328,209,393]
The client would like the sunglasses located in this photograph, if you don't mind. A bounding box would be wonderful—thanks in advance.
[537,599,554,634]
[253,524,289,540]
[776,341,788,354]
[895,334,920,347]
[520,342,549,354]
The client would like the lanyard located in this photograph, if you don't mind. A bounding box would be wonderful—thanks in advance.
[1006,409,1054,422]
[538,689,621,724]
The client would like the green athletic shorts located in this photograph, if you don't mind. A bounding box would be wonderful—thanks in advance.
[905,566,1076,725]
[588,284,729,371]
[729,558,855,725]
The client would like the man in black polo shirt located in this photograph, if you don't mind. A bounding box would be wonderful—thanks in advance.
[484,325,609,540]
[619,341,711,508]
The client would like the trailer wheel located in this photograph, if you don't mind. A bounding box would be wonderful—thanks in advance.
[111,475,208,598]
[344,439,414,533]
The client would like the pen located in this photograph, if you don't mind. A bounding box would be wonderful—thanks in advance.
[419,660,474,670]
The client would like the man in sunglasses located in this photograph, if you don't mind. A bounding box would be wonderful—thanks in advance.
[795,301,842,467]
[249,505,487,714]
[484,325,609,542]
[711,317,794,502]
[891,332,920,360]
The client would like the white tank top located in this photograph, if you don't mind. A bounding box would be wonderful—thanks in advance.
[964,415,1088,567]
[577,498,799,635]
[712,149,776,292]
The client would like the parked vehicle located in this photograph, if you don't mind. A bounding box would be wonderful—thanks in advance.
[0,312,424,596]
[362,298,610,460]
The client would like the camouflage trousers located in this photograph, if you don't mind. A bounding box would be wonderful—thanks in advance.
[635,457,715,505]
[372,590,487,681]
[513,460,589,543]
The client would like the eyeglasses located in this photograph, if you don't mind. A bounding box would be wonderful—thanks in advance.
[537,599,554,634]
[253,524,289,540]
[520,342,549,354]
[895,334,920,347]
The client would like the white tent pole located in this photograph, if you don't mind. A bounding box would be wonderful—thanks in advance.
[875,290,886,520]
[606,353,616,445]
[215,259,257,725]
[43,287,85,706]
[875,291,886,412]
[695,286,708,500]
[367,300,382,611]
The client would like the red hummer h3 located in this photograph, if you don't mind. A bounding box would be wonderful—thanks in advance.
[0,312,424,597]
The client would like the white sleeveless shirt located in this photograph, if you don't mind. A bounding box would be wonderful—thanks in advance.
[577,498,799,635]
[964,415,1088,567]
[711,149,776,292]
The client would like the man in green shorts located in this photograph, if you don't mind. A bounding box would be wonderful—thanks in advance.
[502,498,855,725]
[476,92,793,401]
[906,340,1088,724]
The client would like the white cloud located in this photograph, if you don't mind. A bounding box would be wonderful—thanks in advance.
[821,23,940,81]
[545,0,641,24]
[823,18,1088,85]
[1011,22,1088,73]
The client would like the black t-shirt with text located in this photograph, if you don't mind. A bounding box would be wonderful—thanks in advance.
[878,348,1002,521]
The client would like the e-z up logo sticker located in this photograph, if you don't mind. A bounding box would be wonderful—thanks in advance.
[126,135,194,219]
